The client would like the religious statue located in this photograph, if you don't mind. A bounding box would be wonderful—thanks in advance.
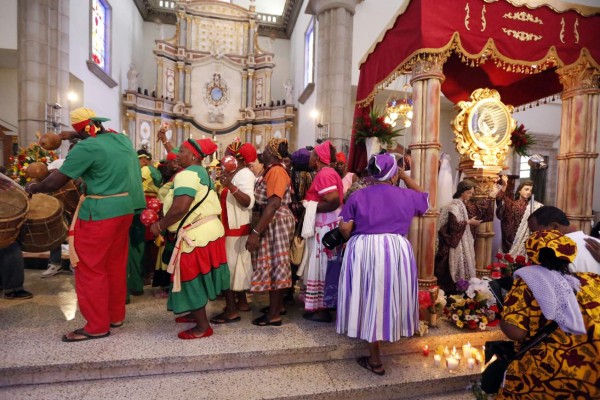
[284,79,294,105]
[127,64,139,91]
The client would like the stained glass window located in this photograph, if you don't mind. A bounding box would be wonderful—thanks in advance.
[304,18,315,87]
[91,0,108,71]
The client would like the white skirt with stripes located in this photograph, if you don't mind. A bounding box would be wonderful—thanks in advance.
[336,233,419,343]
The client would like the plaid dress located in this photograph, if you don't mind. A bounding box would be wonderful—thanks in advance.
[250,166,295,292]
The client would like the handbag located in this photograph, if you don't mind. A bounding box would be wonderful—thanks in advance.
[161,186,211,265]
[322,227,347,250]
[481,321,558,394]
[289,208,306,265]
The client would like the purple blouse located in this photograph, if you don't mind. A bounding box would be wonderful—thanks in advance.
[340,185,429,235]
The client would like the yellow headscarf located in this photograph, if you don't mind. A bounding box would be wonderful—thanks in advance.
[525,229,578,265]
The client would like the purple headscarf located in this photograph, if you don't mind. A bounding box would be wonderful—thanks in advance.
[369,153,398,181]
[291,148,311,170]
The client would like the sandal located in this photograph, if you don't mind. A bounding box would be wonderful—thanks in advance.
[177,327,213,340]
[252,314,282,327]
[302,311,332,323]
[175,314,195,323]
[260,306,287,316]
[62,328,110,343]
[356,356,385,376]
[110,321,124,328]
[210,313,241,325]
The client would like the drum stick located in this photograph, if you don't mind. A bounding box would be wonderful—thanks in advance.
[0,173,27,192]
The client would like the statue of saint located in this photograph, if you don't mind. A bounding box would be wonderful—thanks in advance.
[284,79,294,105]
[127,64,139,91]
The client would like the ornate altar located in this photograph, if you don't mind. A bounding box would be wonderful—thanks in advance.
[452,88,516,275]
[123,1,296,161]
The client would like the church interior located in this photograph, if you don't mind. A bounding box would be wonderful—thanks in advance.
[0,0,599,399]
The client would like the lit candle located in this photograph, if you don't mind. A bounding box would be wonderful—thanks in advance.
[467,358,476,369]
[444,346,450,356]
[446,356,459,371]
[433,354,441,366]
[462,342,472,359]
[422,345,430,356]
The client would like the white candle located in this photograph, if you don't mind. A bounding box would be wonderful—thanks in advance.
[444,346,450,356]
[433,354,441,366]
[462,342,472,359]
[446,356,459,370]
[467,358,476,369]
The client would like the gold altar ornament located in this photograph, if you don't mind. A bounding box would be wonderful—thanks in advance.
[451,88,516,169]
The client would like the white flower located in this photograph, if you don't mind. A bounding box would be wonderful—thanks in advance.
[479,322,486,330]
[452,314,459,321]
[465,287,476,299]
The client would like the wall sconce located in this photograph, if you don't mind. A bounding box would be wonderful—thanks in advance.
[311,109,329,140]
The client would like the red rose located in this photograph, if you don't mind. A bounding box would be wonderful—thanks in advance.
[495,252,503,260]
[504,254,514,263]
[491,271,502,279]
[515,255,526,264]
[486,264,492,270]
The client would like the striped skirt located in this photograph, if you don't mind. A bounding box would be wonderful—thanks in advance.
[336,233,419,343]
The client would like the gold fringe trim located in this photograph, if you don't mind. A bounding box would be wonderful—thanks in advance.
[355,32,600,107]
[484,0,600,17]
[360,0,599,69]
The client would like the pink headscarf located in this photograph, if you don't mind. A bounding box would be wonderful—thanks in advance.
[315,140,332,164]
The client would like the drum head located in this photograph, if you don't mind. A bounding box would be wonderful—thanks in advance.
[28,194,62,219]
[0,187,29,219]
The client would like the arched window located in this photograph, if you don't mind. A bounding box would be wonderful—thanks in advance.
[87,0,117,87]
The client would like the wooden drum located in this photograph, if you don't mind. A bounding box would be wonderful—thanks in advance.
[19,193,67,253]
[0,187,30,249]
[52,180,80,215]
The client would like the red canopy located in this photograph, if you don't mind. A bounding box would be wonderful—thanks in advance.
[349,0,600,172]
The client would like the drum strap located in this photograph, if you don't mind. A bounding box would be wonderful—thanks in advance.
[68,192,128,267]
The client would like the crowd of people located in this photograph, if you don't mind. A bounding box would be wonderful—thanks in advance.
[1,106,599,391]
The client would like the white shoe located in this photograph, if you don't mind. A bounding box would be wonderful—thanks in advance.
[41,263,62,278]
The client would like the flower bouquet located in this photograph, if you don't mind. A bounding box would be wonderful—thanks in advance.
[510,123,535,157]
[486,252,530,279]
[444,278,499,330]
[418,286,447,327]
[9,142,58,186]
[353,106,402,147]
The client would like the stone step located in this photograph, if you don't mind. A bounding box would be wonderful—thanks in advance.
[1,270,504,391]
[0,353,480,400]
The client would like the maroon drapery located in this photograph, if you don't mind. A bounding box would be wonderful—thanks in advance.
[348,0,600,173]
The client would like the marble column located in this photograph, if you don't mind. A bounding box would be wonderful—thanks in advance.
[556,61,600,233]
[306,0,359,149]
[408,57,446,289]
[18,0,70,148]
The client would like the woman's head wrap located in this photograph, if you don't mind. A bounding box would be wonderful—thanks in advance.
[266,138,288,160]
[314,140,332,164]
[226,140,257,164]
[368,153,398,181]
[166,146,179,161]
[336,152,347,164]
[291,148,311,171]
[182,138,217,158]
[525,229,577,265]
[453,179,476,199]
[70,107,110,137]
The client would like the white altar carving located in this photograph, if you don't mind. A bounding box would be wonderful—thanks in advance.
[122,0,297,160]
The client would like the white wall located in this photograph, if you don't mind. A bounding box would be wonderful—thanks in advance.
[0,68,18,129]
[140,22,177,94]
[257,36,291,103]
[0,0,17,50]
[69,0,146,130]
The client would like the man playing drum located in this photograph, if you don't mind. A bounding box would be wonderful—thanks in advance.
[25,107,145,342]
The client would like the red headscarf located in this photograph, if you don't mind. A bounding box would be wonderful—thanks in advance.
[182,138,218,158]
[336,152,347,164]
